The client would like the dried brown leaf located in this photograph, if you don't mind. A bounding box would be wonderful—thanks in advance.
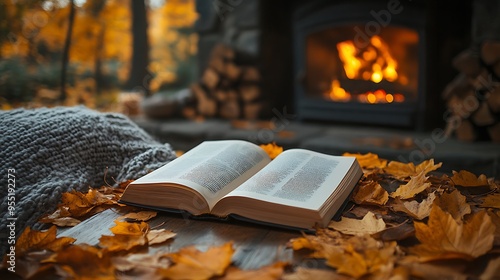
[147,229,176,245]
[391,192,436,220]
[119,211,158,222]
[434,189,471,221]
[15,226,75,257]
[480,194,500,209]
[328,211,386,236]
[282,267,350,280]
[451,170,489,187]
[353,180,389,206]
[220,261,287,280]
[390,171,431,199]
[342,152,387,169]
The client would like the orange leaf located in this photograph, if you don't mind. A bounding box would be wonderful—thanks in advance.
[51,245,115,280]
[109,220,149,236]
[160,242,234,280]
[119,211,158,222]
[99,234,147,253]
[410,205,495,261]
[391,192,436,220]
[328,211,386,236]
[384,159,442,179]
[15,226,75,256]
[221,261,287,280]
[147,229,176,245]
[481,194,500,209]
[450,170,489,187]
[259,142,283,159]
[353,180,389,206]
[434,189,471,221]
[342,152,387,169]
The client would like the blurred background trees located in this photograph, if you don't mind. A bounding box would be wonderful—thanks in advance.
[0,0,198,111]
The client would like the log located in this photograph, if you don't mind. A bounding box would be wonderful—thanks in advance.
[487,86,500,112]
[202,68,220,90]
[472,102,496,126]
[441,73,472,100]
[488,122,500,142]
[481,41,500,65]
[452,49,482,78]
[240,85,260,102]
[455,119,475,142]
[241,67,260,82]
[225,62,242,81]
[219,99,240,119]
[191,83,217,117]
[243,102,264,120]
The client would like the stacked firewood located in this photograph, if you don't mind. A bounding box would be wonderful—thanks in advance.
[183,44,264,120]
[442,41,500,142]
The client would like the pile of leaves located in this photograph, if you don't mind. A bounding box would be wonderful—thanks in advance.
[2,147,500,279]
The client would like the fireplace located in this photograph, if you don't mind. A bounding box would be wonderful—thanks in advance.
[293,1,430,129]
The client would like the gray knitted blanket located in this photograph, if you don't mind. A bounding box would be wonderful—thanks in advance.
[0,106,176,255]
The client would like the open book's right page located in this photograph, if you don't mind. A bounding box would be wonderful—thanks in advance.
[222,149,358,211]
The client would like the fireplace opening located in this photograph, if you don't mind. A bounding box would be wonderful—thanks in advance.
[306,25,419,105]
[293,1,430,130]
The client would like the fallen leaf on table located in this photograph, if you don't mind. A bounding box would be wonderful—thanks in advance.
[353,180,389,206]
[399,261,468,280]
[147,229,176,245]
[259,142,283,159]
[119,210,158,222]
[160,242,234,280]
[390,171,431,199]
[372,221,416,242]
[282,267,351,280]
[288,229,345,258]
[325,235,398,279]
[49,244,115,280]
[434,189,471,221]
[39,208,81,226]
[112,252,171,280]
[328,211,386,236]
[109,220,149,236]
[14,226,75,257]
[486,210,500,246]
[451,170,489,187]
[391,192,436,220]
[384,159,442,179]
[410,205,495,261]
[342,152,387,169]
[99,234,147,253]
[220,261,287,280]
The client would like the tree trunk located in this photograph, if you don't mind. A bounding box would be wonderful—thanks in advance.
[94,22,105,95]
[125,0,150,96]
[60,0,76,102]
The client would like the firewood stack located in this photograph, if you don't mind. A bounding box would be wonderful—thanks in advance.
[442,41,500,142]
[183,44,265,120]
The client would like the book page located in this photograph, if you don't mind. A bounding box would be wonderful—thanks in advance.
[130,140,270,209]
[223,149,356,210]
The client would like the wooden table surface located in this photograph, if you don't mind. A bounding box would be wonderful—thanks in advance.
[57,208,309,270]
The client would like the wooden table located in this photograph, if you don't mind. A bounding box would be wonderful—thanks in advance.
[57,208,308,270]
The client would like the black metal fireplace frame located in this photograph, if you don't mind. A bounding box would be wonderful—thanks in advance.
[293,1,428,129]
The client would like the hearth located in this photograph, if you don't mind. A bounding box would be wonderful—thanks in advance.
[293,1,430,129]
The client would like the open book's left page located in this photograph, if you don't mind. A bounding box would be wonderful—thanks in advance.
[125,140,271,211]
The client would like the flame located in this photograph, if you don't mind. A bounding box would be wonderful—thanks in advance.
[328,79,351,102]
[336,35,403,84]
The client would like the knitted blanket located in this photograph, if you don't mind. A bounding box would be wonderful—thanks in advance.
[0,106,176,255]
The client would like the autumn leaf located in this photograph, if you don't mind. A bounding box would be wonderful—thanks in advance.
[486,210,500,246]
[288,229,345,258]
[15,226,75,257]
[384,159,442,179]
[481,257,500,280]
[112,252,171,280]
[119,210,158,222]
[282,267,351,280]
[480,194,500,209]
[353,180,389,206]
[109,220,149,236]
[342,152,387,169]
[372,222,416,241]
[451,170,489,187]
[325,235,398,279]
[328,211,386,236]
[390,171,431,199]
[391,192,436,220]
[147,229,176,245]
[39,208,81,226]
[434,189,471,221]
[410,205,495,261]
[259,142,283,159]
[50,244,115,280]
[220,261,287,280]
[160,242,234,280]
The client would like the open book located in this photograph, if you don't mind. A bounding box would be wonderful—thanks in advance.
[120,140,363,230]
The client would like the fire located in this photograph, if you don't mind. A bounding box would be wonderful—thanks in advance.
[327,35,407,104]
[336,35,405,85]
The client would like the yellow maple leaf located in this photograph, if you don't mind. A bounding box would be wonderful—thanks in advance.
[450,170,489,187]
[15,226,75,257]
[160,242,234,280]
[119,211,158,222]
[384,159,442,179]
[353,180,389,206]
[328,211,386,236]
[288,229,345,258]
[259,142,283,159]
[98,234,147,253]
[109,220,149,236]
[410,205,495,261]
[390,171,431,199]
[342,152,387,169]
